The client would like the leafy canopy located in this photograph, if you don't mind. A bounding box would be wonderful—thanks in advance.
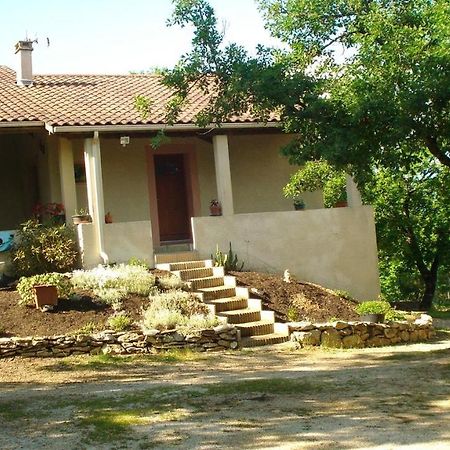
[162,0,450,174]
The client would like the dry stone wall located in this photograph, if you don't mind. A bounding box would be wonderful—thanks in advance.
[0,324,240,359]
[290,315,435,349]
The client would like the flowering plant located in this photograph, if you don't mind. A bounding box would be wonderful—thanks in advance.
[32,203,65,218]
[210,199,221,207]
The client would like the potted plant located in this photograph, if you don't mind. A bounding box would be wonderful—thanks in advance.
[356,300,391,323]
[72,208,92,225]
[293,198,305,210]
[209,199,222,216]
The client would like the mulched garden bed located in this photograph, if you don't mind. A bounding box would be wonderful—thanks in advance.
[230,271,359,322]
[0,270,358,338]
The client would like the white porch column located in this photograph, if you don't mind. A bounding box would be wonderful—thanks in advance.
[346,174,363,207]
[84,132,108,264]
[58,138,77,224]
[212,134,234,216]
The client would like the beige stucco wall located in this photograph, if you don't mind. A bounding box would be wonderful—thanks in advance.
[228,134,296,213]
[77,220,154,268]
[192,206,380,300]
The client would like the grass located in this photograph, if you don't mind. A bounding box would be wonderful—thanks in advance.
[42,349,211,372]
[428,306,450,320]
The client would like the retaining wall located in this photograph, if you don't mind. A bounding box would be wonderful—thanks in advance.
[289,316,434,349]
[0,324,240,359]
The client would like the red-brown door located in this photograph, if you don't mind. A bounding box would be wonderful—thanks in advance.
[154,154,191,241]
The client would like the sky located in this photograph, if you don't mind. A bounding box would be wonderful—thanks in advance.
[0,0,277,75]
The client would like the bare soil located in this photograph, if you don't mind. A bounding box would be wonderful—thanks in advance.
[0,270,358,338]
[231,271,359,322]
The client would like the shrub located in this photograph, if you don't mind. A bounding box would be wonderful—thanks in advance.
[385,309,407,321]
[108,312,132,331]
[71,264,156,297]
[10,220,80,277]
[16,273,73,306]
[143,290,218,331]
[157,274,187,291]
[93,287,126,311]
[356,300,392,315]
[127,257,150,270]
[72,322,97,335]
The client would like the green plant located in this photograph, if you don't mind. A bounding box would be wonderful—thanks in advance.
[333,290,353,301]
[10,220,79,277]
[286,305,299,322]
[157,274,186,291]
[385,309,407,322]
[93,287,126,309]
[71,264,156,297]
[72,322,98,335]
[16,272,73,306]
[283,160,347,208]
[108,313,132,331]
[127,257,150,270]
[356,301,392,316]
[211,242,244,272]
[143,290,217,331]
[74,208,90,216]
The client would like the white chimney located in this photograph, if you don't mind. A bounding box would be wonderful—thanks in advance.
[15,40,34,86]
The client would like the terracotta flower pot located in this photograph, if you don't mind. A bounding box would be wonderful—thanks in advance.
[34,285,58,309]
[210,205,222,216]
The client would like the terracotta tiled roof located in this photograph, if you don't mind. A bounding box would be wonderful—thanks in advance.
[0,66,267,127]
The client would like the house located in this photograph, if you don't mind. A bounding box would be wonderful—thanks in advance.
[0,40,380,300]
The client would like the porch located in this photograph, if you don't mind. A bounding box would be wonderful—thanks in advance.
[0,127,379,299]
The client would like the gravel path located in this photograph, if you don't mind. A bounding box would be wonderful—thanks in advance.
[1,333,449,449]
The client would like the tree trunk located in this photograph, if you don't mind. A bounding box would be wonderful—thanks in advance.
[420,267,439,310]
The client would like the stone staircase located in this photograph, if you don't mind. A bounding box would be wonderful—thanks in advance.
[155,250,289,347]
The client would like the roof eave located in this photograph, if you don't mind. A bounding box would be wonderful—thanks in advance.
[47,121,281,134]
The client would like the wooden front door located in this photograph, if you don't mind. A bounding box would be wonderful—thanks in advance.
[154,154,191,242]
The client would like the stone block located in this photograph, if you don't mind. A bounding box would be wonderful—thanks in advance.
[342,335,364,348]
[292,330,321,346]
[321,329,342,348]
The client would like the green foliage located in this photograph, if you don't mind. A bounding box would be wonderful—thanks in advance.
[362,153,450,307]
[71,264,156,297]
[212,242,244,272]
[385,309,407,322]
[286,305,299,322]
[284,160,347,207]
[356,301,392,316]
[72,322,98,336]
[10,220,79,277]
[93,287,126,310]
[156,274,187,291]
[333,290,353,301]
[162,0,450,307]
[16,273,73,306]
[127,257,150,270]
[108,313,133,332]
[143,289,217,331]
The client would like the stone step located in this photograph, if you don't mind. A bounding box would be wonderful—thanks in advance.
[236,320,275,337]
[241,333,290,348]
[165,260,212,271]
[154,251,199,265]
[189,276,226,290]
[174,267,214,281]
[218,308,262,324]
[197,286,237,301]
[207,296,249,313]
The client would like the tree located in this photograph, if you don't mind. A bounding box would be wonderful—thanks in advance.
[162,0,450,173]
[157,0,450,306]
[362,153,450,308]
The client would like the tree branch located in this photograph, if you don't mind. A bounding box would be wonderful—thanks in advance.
[425,136,450,168]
